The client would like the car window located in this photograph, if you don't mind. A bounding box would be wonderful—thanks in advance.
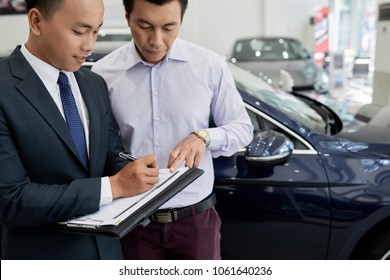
[246,108,309,150]
[247,110,261,132]
[288,39,311,59]
[233,38,311,61]
[210,105,309,150]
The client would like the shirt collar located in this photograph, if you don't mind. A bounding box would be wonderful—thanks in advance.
[166,39,189,62]
[125,38,189,70]
[20,44,71,93]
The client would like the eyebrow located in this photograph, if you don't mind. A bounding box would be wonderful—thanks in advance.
[75,21,104,29]
[137,18,178,27]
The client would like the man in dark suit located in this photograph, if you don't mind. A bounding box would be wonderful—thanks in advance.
[0,0,159,259]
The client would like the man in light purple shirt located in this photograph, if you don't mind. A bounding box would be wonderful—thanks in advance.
[92,0,253,260]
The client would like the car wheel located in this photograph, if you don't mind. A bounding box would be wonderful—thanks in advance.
[354,228,390,260]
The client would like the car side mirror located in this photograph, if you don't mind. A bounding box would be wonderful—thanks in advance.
[245,130,293,166]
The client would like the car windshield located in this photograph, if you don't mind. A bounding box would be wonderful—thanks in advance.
[228,63,327,132]
[233,38,311,61]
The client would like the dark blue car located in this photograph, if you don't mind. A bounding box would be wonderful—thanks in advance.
[215,62,390,260]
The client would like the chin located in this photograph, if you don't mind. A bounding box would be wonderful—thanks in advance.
[64,64,82,73]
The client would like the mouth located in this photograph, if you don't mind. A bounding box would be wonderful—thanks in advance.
[74,55,87,64]
[145,49,164,56]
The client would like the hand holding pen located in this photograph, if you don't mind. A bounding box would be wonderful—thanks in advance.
[109,153,159,199]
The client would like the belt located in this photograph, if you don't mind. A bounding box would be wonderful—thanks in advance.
[150,193,217,223]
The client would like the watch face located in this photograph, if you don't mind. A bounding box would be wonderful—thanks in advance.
[197,130,210,147]
[198,130,208,138]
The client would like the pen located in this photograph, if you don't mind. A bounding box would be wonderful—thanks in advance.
[119,152,137,162]
[119,152,162,173]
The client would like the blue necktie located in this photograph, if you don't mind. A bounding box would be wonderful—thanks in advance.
[58,72,89,169]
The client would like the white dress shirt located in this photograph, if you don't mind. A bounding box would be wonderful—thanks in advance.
[93,38,253,208]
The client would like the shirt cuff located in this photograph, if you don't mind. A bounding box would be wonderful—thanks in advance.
[100,176,113,207]
[207,127,225,151]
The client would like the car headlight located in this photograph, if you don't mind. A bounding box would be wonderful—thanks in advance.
[314,69,330,93]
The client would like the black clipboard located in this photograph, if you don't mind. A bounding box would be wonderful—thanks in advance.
[56,168,203,238]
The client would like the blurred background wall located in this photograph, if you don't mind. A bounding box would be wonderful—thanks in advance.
[0,0,335,57]
[0,0,389,60]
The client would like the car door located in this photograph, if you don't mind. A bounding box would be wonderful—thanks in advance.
[213,105,331,259]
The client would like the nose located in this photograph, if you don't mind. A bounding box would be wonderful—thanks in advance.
[82,34,96,53]
[149,29,163,47]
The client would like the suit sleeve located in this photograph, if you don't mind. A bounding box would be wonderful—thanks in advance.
[0,106,102,227]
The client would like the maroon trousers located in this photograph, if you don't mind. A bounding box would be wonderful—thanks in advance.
[121,207,221,260]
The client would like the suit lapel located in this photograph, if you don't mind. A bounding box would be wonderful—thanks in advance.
[10,48,88,171]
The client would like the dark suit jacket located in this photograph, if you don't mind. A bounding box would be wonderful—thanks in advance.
[0,47,127,259]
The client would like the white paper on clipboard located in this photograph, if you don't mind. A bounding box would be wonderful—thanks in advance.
[60,167,188,228]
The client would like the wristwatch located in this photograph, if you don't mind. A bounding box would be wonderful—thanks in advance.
[192,129,211,147]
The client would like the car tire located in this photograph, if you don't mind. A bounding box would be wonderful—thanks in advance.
[355,228,390,260]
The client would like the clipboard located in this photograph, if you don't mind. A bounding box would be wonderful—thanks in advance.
[56,167,204,238]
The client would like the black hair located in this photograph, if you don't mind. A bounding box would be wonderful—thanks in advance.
[24,0,64,18]
[123,0,188,21]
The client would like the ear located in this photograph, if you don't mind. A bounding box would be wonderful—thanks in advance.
[28,8,43,35]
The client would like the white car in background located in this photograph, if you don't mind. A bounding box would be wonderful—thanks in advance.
[229,36,330,94]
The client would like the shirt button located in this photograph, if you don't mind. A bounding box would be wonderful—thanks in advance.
[156,142,161,147]
[154,91,158,96]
